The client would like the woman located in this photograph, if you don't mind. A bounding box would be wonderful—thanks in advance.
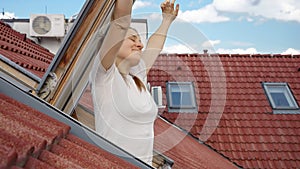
[92,0,179,166]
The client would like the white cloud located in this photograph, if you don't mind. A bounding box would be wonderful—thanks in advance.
[0,12,16,19]
[162,44,197,54]
[178,4,230,23]
[133,1,152,10]
[216,47,258,54]
[202,40,221,49]
[163,46,300,55]
[213,0,300,22]
[282,48,300,54]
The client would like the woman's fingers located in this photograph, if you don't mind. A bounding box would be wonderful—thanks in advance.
[161,0,177,11]
[175,4,179,16]
[161,0,179,19]
[171,0,175,9]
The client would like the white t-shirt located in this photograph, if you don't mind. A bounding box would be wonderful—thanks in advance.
[92,60,158,165]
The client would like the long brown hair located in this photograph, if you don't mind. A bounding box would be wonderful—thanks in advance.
[132,75,146,92]
[120,73,146,92]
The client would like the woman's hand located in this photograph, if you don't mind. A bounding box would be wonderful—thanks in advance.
[112,0,133,21]
[161,0,179,22]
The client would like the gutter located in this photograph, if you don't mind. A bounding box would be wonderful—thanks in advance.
[0,54,41,83]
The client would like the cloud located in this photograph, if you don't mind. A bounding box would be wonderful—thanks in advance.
[0,12,16,19]
[282,48,300,54]
[133,1,152,10]
[212,0,300,22]
[178,4,230,23]
[216,48,258,54]
[162,46,300,55]
[202,40,221,49]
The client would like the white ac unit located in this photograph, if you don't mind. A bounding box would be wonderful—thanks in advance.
[151,86,163,107]
[30,14,65,37]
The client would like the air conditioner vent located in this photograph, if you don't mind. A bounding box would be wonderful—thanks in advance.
[30,14,65,37]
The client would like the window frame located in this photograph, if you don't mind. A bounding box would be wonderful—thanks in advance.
[35,0,116,115]
[262,82,300,114]
[166,82,198,113]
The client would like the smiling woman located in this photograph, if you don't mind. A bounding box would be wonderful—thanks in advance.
[90,0,179,166]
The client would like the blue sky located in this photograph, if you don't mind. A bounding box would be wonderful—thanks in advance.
[1,0,300,54]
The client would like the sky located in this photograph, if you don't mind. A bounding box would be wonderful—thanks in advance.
[1,0,300,55]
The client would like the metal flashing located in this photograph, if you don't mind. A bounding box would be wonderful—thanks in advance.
[0,54,41,82]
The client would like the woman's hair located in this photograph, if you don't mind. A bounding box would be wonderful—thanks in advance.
[120,73,146,92]
[132,75,146,92]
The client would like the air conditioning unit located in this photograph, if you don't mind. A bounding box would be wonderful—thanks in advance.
[151,86,164,107]
[30,14,65,37]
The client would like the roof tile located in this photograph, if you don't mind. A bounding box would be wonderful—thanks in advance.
[24,156,56,169]
[0,93,139,168]
[0,20,54,78]
[148,53,300,169]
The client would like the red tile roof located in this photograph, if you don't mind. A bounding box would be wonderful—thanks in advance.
[154,118,237,169]
[148,53,300,169]
[0,20,54,78]
[0,93,139,169]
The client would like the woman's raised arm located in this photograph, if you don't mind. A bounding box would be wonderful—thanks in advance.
[99,0,133,70]
[142,0,179,73]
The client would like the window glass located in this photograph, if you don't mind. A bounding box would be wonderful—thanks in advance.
[167,82,197,112]
[262,82,299,114]
[270,92,290,107]
[170,85,192,107]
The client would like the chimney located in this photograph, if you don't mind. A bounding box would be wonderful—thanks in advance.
[203,49,208,54]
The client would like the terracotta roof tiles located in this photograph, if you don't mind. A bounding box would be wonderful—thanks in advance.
[154,118,237,169]
[148,53,300,169]
[0,93,139,169]
[0,20,54,78]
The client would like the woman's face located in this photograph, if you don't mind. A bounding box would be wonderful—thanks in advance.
[117,28,144,66]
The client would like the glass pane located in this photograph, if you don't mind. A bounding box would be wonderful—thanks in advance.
[270,92,290,107]
[171,92,181,106]
[182,92,192,106]
[171,91,192,107]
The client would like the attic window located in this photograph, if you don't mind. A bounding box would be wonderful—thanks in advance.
[263,82,300,114]
[166,82,197,113]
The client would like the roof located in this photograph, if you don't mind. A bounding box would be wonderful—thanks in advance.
[0,93,139,169]
[147,53,300,168]
[0,20,54,78]
[154,118,237,169]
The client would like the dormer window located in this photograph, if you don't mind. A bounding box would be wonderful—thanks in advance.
[262,82,300,114]
[166,82,197,113]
